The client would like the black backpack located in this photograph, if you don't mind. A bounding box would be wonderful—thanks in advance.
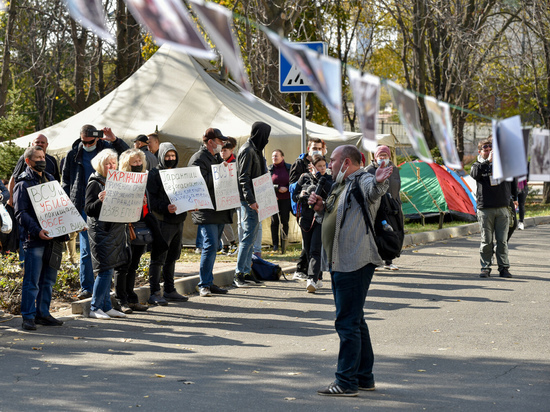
[348,176,404,261]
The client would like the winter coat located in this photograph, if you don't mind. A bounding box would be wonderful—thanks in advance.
[365,160,402,203]
[188,145,233,225]
[84,172,130,273]
[237,122,271,204]
[62,137,129,213]
[146,142,187,224]
[289,153,310,184]
[13,166,55,249]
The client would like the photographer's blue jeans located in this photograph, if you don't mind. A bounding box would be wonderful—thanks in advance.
[21,246,58,320]
[198,223,225,288]
[79,211,94,293]
[236,201,259,274]
[90,269,114,313]
[331,264,376,391]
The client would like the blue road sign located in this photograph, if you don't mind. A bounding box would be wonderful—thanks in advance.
[279,41,327,93]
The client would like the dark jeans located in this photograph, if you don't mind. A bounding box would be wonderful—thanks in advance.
[301,222,322,282]
[270,198,291,248]
[518,188,527,222]
[296,248,308,273]
[114,244,146,305]
[149,220,183,295]
[331,264,376,391]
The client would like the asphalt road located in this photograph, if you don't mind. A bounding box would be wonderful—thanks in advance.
[1,224,549,411]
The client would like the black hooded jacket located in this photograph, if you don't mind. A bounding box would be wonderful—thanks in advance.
[237,122,271,204]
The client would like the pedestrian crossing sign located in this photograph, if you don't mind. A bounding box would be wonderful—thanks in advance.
[279,41,327,93]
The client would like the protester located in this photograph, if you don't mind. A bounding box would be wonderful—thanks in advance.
[146,142,188,305]
[219,137,238,255]
[268,149,291,253]
[14,146,64,330]
[62,125,129,299]
[188,128,232,297]
[133,134,159,171]
[234,122,271,287]
[366,145,402,270]
[84,149,128,319]
[112,149,150,313]
[147,132,160,158]
[293,155,333,293]
[471,138,518,278]
[309,145,392,396]
[289,137,324,280]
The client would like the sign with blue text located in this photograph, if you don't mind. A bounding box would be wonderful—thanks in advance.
[279,41,327,93]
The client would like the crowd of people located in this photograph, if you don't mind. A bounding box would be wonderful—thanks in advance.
[2,124,524,397]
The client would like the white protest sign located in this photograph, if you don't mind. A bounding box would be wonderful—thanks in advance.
[211,162,241,211]
[27,180,87,236]
[98,170,148,223]
[252,172,279,221]
[159,166,214,214]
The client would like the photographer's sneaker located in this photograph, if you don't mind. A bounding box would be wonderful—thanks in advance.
[306,279,317,293]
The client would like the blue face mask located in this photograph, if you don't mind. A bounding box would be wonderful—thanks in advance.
[377,159,389,167]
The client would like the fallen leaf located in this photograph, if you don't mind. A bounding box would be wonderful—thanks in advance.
[31,367,40,370]
[154,374,165,378]
[252,370,260,374]
[287,372,302,376]
[32,347,42,351]
[73,337,82,340]
[284,397,296,401]
[417,369,426,372]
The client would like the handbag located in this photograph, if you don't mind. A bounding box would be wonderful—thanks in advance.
[0,203,12,234]
[129,221,153,245]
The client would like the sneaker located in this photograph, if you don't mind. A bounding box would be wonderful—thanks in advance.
[89,309,111,319]
[163,290,189,302]
[480,268,491,278]
[148,292,168,306]
[233,273,249,288]
[518,221,524,230]
[120,305,133,314]
[199,287,212,297]
[194,248,202,254]
[106,309,127,318]
[306,279,317,293]
[293,271,308,281]
[384,264,399,270]
[77,290,92,300]
[317,382,358,397]
[22,319,37,331]
[128,302,148,312]
[243,272,262,284]
[228,245,238,255]
[316,279,323,290]
[499,267,513,278]
[35,315,64,326]
[210,284,228,294]
[358,382,376,391]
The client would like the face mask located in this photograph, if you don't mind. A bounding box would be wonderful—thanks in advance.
[131,165,143,173]
[32,160,46,172]
[335,161,348,185]
[309,150,322,157]
[213,144,222,154]
[164,159,177,168]
[83,144,97,152]
[377,159,389,167]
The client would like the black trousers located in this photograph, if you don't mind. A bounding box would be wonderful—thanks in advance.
[270,198,291,248]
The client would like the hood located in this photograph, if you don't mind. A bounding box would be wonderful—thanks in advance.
[157,142,179,169]
[249,122,271,152]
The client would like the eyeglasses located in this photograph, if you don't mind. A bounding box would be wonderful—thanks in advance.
[482,144,492,150]
[82,139,97,146]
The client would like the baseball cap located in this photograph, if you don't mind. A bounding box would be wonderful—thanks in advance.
[204,128,228,141]
[133,134,149,144]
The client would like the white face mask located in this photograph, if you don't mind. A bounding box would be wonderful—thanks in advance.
[213,144,222,154]
[83,144,97,152]
[335,161,348,185]
[377,159,389,167]
[309,150,322,157]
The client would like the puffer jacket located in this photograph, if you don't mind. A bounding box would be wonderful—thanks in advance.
[84,172,130,273]
[147,142,187,224]
[237,122,271,204]
[188,145,233,225]
[62,137,129,213]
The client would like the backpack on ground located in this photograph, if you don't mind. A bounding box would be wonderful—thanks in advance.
[349,176,404,261]
[251,254,286,281]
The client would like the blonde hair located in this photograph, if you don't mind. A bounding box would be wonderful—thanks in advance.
[119,148,146,172]
[91,149,118,176]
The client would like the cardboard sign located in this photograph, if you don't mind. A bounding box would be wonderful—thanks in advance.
[212,162,241,210]
[252,172,279,221]
[27,180,87,236]
[159,166,214,214]
[98,170,148,223]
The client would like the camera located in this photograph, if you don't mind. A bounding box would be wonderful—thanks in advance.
[87,129,104,138]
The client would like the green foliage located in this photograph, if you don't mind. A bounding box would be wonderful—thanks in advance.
[0,252,23,314]
[53,263,80,295]
[0,141,25,181]
[0,112,34,142]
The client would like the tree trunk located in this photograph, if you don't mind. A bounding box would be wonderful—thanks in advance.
[0,0,17,119]
[543,182,550,204]
[70,20,88,112]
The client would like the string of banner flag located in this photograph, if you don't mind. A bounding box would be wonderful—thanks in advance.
[58,1,550,181]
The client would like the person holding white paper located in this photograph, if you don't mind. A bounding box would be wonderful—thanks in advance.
[471,138,518,279]
[146,143,188,305]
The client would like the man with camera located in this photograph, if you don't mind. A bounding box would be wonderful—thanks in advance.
[62,124,129,299]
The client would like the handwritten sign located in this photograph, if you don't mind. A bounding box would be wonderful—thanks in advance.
[252,172,279,221]
[211,162,240,211]
[98,170,148,223]
[159,166,213,214]
[27,180,87,236]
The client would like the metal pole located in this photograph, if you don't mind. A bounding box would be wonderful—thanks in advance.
[301,93,307,154]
